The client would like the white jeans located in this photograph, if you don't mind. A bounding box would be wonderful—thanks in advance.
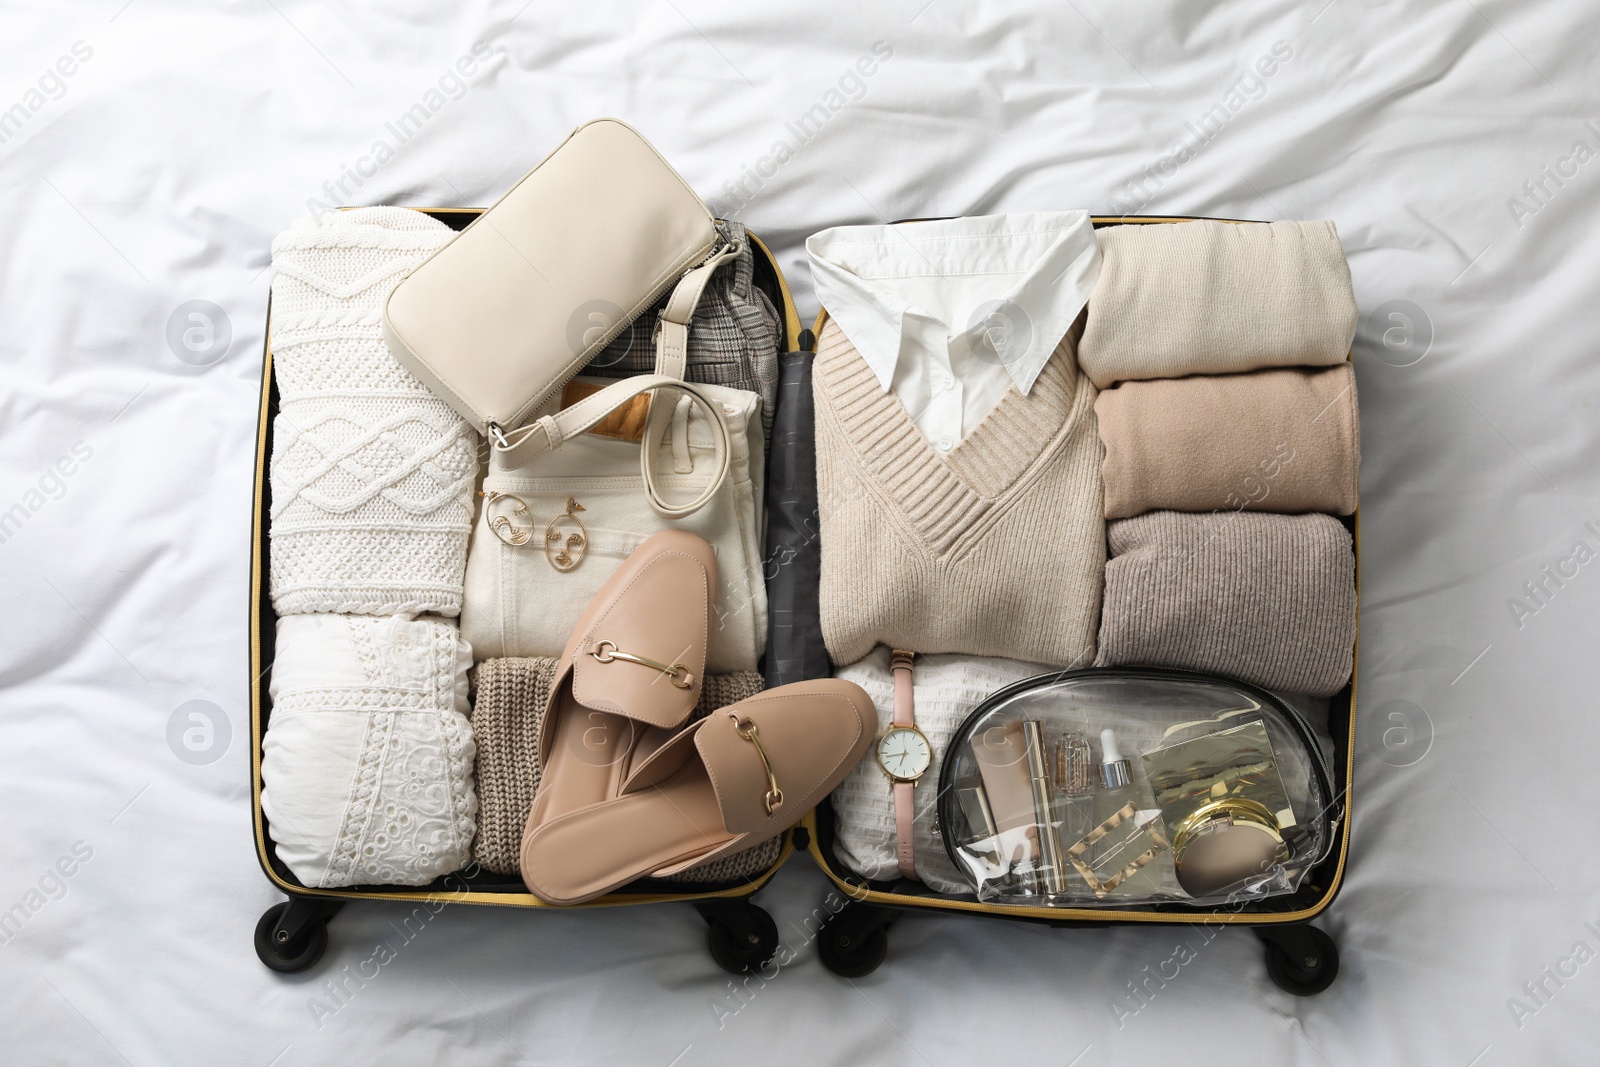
[460,378,767,674]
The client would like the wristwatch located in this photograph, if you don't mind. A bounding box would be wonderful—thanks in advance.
[875,649,932,881]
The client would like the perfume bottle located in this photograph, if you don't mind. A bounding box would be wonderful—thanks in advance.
[1090,729,1162,899]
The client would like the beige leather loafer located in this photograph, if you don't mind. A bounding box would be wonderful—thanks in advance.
[521,529,718,840]
[521,679,874,904]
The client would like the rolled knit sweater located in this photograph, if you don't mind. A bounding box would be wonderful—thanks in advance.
[1096,364,1360,519]
[468,658,777,883]
[1095,510,1357,696]
[1077,220,1357,389]
[813,319,1105,669]
[268,207,478,616]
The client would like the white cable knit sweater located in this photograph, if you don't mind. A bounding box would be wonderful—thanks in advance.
[268,207,478,616]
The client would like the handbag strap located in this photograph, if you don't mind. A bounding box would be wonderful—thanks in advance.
[653,242,737,379]
[490,243,737,518]
[494,374,732,518]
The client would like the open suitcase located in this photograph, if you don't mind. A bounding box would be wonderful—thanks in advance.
[251,209,1355,996]
[779,216,1358,996]
[249,208,805,975]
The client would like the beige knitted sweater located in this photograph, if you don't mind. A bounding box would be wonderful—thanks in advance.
[813,319,1105,668]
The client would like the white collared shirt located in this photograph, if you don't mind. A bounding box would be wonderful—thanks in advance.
[807,211,1101,451]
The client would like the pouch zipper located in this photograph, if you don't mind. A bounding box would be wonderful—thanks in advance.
[936,665,1340,871]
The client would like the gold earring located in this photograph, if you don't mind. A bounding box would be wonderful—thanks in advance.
[483,491,533,546]
[544,498,587,571]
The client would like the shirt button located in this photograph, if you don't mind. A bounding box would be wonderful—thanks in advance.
[936,434,954,452]
[942,373,956,390]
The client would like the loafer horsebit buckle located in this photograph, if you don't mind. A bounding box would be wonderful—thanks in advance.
[589,640,695,690]
[729,711,783,815]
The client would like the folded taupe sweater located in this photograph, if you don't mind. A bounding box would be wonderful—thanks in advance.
[1078,220,1357,389]
[1096,364,1359,519]
[469,659,777,882]
[1095,511,1356,696]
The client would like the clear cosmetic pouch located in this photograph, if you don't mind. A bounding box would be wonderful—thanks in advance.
[937,667,1337,909]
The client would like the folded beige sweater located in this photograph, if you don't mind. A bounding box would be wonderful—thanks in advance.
[813,321,1105,669]
[1078,220,1357,389]
[1096,364,1359,519]
[469,659,777,883]
[1095,511,1356,697]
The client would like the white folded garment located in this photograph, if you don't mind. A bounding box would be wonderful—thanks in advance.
[830,649,1050,894]
[268,206,478,617]
[261,613,477,888]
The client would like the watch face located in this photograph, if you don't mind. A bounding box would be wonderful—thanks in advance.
[877,727,932,781]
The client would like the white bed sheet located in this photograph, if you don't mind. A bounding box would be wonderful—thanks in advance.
[3,1,1599,1063]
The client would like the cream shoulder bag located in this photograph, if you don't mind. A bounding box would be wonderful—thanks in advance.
[383,117,735,518]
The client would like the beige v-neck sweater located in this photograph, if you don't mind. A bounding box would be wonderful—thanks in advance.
[813,319,1105,668]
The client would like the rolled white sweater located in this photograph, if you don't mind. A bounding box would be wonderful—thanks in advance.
[268,207,477,617]
[261,613,477,888]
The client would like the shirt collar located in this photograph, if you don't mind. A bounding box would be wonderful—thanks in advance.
[806,211,1101,396]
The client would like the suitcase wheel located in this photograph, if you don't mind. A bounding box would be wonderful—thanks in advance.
[817,900,893,978]
[1257,923,1339,996]
[255,898,342,974]
[697,899,779,975]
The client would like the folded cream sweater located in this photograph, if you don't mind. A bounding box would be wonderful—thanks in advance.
[813,320,1104,669]
[1096,364,1360,519]
[1095,510,1357,696]
[1078,220,1357,389]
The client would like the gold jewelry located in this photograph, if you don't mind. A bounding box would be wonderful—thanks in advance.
[483,491,532,546]
[544,497,587,571]
[589,639,694,689]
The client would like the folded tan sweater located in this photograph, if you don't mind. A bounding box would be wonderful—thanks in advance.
[469,659,777,883]
[1078,220,1357,389]
[813,321,1105,669]
[1096,364,1359,519]
[1095,511,1356,697]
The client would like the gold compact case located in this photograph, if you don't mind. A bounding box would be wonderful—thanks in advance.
[1169,795,1288,898]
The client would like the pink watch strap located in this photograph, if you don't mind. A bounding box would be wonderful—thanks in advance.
[895,781,915,879]
[890,649,918,882]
